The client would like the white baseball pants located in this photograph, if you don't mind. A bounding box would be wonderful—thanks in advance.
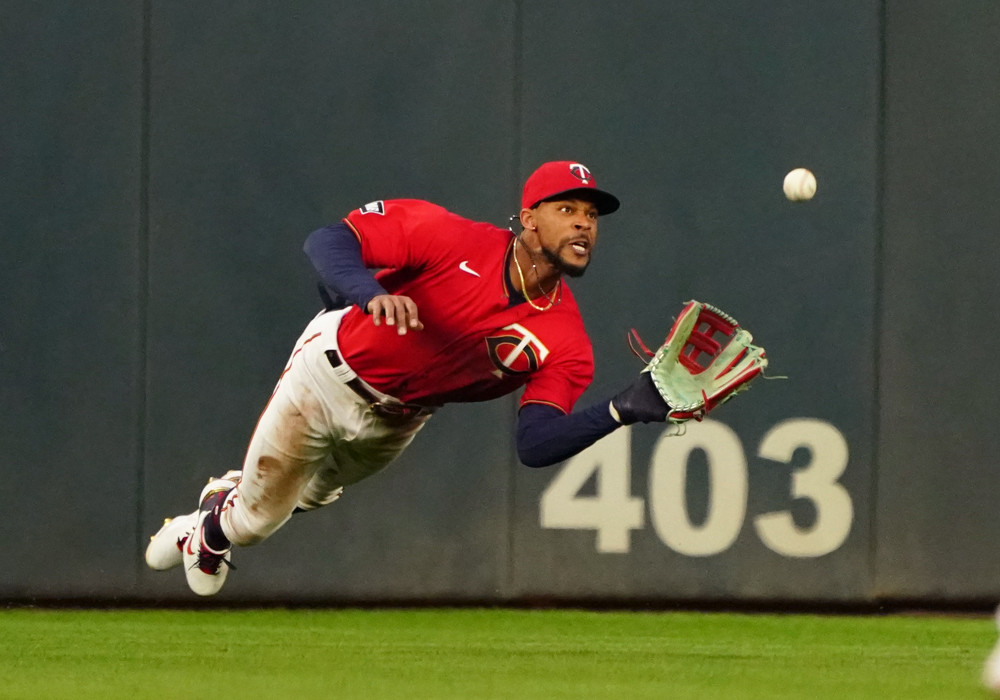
[219,308,432,546]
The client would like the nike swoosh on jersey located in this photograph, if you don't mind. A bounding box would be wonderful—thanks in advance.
[458,261,481,277]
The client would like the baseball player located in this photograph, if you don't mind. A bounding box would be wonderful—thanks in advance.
[146,161,672,595]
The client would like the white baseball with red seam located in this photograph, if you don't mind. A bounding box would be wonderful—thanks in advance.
[783,168,817,201]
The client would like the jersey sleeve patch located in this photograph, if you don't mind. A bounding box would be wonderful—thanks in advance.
[358,200,385,215]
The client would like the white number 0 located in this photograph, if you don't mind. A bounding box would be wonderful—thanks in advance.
[539,418,852,557]
[649,420,748,556]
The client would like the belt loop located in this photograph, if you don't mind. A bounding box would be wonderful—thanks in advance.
[325,349,359,385]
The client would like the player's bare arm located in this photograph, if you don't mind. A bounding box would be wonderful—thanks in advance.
[366,294,424,334]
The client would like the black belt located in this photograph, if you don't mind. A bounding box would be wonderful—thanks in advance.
[325,350,433,421]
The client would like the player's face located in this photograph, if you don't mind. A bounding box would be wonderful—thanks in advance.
[529,199,599,278]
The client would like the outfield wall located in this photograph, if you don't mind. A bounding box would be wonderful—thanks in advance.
[1,1,998,605]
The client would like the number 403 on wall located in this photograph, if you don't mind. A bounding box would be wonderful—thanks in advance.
[539,418,852,558]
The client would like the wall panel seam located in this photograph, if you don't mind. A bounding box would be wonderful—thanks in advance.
[134,0,152,583]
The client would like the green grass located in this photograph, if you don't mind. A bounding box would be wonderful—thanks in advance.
[0,608,994,699]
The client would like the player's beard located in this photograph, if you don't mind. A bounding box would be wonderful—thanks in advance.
[540,242,590,278]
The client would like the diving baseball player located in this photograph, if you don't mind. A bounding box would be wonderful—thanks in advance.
[146,161,674,595]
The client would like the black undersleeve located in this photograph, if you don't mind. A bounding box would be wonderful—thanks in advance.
[515,401,620,468]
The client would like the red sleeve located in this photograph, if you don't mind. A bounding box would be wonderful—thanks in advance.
[343,199,454,270]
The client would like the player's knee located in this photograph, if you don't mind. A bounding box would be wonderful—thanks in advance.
[296,486,344,511]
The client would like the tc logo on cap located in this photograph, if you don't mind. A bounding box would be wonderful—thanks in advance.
[569,163,592,184]
[521,159,621,215]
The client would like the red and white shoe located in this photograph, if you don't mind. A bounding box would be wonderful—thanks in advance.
[145,512,198,571]
[182,474,240,596]
[983,606,1000,694]
[144,471,241,573]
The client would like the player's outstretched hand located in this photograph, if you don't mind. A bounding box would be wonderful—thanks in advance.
[610,373,669,425]
[366,294,424,335]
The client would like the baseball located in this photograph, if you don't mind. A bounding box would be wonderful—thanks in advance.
[783,168,817,201]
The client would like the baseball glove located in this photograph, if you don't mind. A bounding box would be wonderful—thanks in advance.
[630,300,768,424]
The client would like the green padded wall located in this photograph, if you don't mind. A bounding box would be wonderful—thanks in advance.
[0,4,145,597]
[3,1,998,606]
[877,0,1000,601]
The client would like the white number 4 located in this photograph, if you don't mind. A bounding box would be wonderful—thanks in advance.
[539,427,644,553]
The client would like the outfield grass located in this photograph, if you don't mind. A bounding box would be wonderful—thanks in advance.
[0,607,993,699]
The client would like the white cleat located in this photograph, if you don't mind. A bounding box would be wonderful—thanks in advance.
[145,471,241,577]
[145,512,198,571]
[182,507,234,596]
[182,473,241,596]
[983,607,1000,694]
[202,470,242,500]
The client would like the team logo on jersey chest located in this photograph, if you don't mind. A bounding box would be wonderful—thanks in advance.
[487,323,550,377]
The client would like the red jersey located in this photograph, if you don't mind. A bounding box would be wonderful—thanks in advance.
[339,199,594,412]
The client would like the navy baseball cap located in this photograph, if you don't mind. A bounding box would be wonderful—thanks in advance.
[521,161,621,215]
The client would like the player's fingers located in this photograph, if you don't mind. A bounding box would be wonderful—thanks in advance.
[367,295,422,333]
[389,297,414,333]
[390,298,410,335]
[383,297,419,335]
[401,298,423,331]
[366,296,392,326]
[380,297,405,332]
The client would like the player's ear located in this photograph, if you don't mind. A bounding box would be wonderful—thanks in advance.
[519,208,536,232]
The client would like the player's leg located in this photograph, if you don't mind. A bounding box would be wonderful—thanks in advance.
[296,411,431,510]
[220,381,334,546]
[180,307,433,595]
[180,315,344,595]
[183,378,339,595]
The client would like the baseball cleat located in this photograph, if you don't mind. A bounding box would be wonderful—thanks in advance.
[183,474,240,596]
[144,471,242,573]
[983,606,1000,694]
[204,470,243,496]
[144,512,198,571]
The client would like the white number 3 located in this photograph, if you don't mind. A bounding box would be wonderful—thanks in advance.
[753,418,852,557]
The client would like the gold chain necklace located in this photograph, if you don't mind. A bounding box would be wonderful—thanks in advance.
[513,238,561,311]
